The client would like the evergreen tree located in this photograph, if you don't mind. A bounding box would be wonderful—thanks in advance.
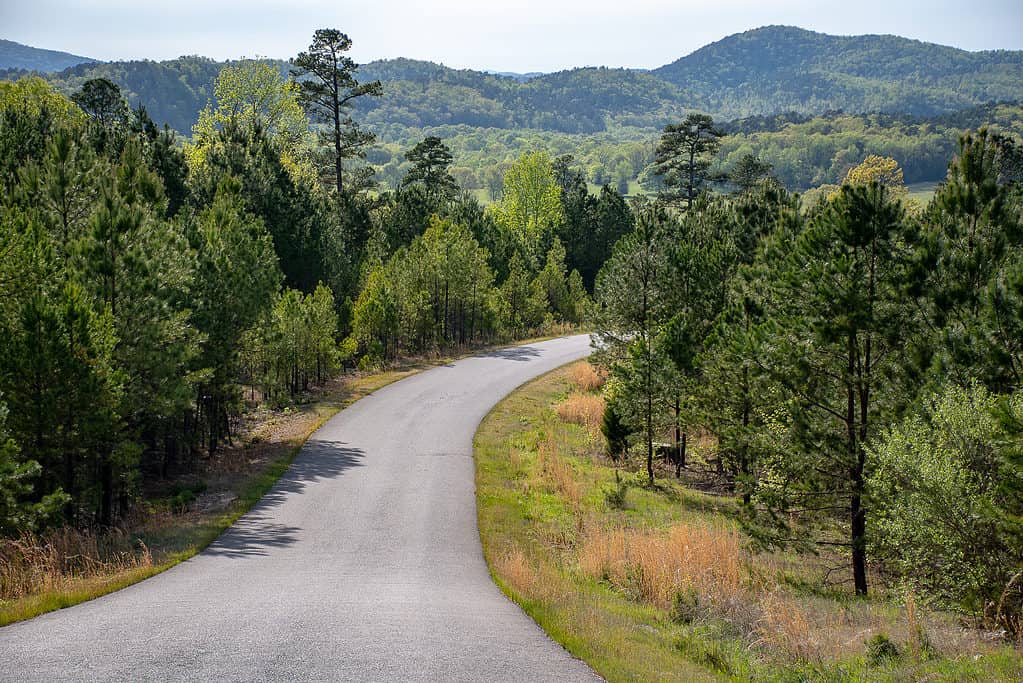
[401,136,457,201]
[754,183,911,595]
[593,207,673,485]
[651,113,723,209]
[291,29,382,199]
[189,181,281,454]
[909,129,1023,392]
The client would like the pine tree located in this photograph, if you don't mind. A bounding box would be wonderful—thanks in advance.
[755,183,911,595]
[291,29,382,199]
[651,114,723,209]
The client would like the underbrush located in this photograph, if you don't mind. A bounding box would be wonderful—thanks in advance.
[476,361,1023,681]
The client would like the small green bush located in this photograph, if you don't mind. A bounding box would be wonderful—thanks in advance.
[603,470,629,509]
[671,587,702,625]
[865,633,901,666]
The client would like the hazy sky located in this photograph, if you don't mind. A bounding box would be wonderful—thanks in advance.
[4,1,1022,72]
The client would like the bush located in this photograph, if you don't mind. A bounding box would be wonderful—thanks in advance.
[867,383,1023,632]
[672,587,702,624]
[602,470,629,510]
[865,633,901,666]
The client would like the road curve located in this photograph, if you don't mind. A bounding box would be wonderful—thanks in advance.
[1,335,598,682]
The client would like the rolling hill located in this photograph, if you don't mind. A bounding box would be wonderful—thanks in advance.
[7,26,1022,137]
[0,38,96,72]
[653,25,1023,118]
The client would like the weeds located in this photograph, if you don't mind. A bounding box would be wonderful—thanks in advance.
[556,392,603,432]
[865,632,901,666]
[755,589,822,663]
[535,432,580,509]
[602,470,630,510]
[0,528,152,602]
[569,362,605,392]
[577,522,746,616]
[494,549,537,596]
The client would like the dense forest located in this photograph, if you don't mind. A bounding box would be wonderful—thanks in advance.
[6,58,1020,196]
[3,26,1022,198]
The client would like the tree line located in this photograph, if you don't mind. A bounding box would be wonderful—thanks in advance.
[592,125,1023,634]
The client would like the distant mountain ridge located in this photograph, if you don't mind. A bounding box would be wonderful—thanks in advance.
[653,26,1023,117]
[4,26,1022,136]
[0,39,96,72]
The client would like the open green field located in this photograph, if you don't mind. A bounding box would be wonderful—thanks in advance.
[906,180,940,207]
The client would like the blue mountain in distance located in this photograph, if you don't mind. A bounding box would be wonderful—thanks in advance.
[484,70,546,82]
[0,38,97,72]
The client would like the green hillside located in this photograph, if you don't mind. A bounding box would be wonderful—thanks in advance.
[653,25,1023,117]
[15,26,1022,138]
[0,38,96,72]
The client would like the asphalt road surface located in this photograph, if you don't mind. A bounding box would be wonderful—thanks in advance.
[1,335,599,682]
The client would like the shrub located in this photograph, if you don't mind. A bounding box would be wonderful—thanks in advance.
[602,470,629,510]
[867,383,1023,633]
[865,633,901,666]
[569,362,605,392]
[556,393,603,431]
[672,587,702,624]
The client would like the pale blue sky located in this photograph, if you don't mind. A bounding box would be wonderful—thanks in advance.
[3,0,1022,72]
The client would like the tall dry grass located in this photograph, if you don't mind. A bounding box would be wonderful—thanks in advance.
[755,590,823,663]
[494,549,538,596]
[556,393,604,432]
[570,362,605,392]
[535,434,580,509]
[0,528,152,601]
[577,523,747,617]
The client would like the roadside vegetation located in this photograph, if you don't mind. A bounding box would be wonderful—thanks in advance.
[476,362,1023,681]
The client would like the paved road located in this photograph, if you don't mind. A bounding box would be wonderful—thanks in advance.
[1,335,599,682]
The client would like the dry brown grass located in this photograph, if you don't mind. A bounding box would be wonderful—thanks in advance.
[494,549,538,596]
[569,362,605,392]
[0,528,152,601]
[578,522,747,616]
[755,590,823,663]
[535,434,581,509]
[556,392,604,432]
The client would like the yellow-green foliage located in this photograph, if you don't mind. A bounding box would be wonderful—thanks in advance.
[187,60,312,175]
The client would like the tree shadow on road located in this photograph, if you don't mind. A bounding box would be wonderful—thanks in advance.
[204,441,365,558]
[262,440,365,507]
[482,345,541,362]
[204,515,302,558]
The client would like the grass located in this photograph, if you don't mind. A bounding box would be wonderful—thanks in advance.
[474,361,1023,681]
[906,180,939,207]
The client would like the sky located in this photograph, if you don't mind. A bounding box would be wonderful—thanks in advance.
[3,0,1022,73]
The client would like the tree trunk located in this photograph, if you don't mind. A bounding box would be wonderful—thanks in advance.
[741,365,751,506]
[100,457,113,527]
[847,334,868,596]
[673,395,682,478]
[332,68,344,200]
